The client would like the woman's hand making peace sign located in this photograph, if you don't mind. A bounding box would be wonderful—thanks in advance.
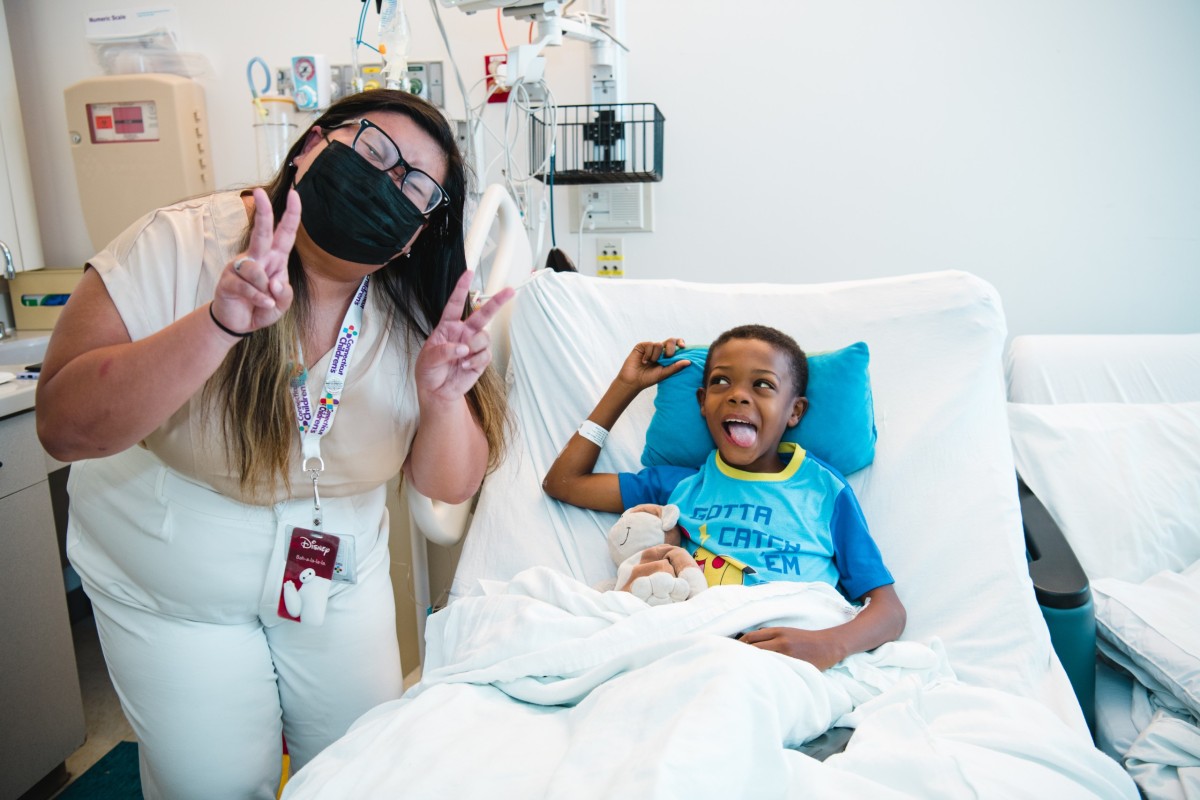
[210,187,301,336]
[415,270,515,403]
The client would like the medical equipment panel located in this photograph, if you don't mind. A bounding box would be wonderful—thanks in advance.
[291,54,332,111]
[336,62,444,107]
[570,184,653,232]
[65,74,213,252]
[273,62,444,109]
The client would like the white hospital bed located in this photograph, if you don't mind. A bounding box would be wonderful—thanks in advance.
[282,270,1135,798]
[1007,333,1200,797]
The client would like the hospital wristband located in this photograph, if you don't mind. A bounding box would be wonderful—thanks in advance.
[577,420,609,448]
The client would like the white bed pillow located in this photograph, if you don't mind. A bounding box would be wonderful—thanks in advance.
[1008,402,1200,584]
[1093,562,1200,721]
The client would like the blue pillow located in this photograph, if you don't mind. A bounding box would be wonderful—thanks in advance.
[641,342,877,475]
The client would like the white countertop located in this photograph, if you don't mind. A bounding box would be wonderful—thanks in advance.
[0,331,51,418]
[0,365,38,418]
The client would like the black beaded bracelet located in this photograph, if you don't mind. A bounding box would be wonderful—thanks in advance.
[209,304,252,338]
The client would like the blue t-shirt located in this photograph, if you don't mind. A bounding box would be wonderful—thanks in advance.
[619,442,892,601]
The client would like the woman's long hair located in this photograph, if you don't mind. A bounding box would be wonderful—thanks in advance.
[207,90,507,501]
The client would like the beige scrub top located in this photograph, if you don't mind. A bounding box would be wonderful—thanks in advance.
[88,191,421,505]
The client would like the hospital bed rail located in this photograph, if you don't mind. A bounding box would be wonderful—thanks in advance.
[405,183,529,661]
[1020,476,1096,735]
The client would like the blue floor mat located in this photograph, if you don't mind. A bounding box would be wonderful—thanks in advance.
[57,741,141,800]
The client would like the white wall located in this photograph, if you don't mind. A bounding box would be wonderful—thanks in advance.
[5,0,1199,336]
[0,0,43,279]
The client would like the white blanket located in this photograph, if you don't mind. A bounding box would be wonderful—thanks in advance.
[284,568,1135,799]
[1095,563,1200,798]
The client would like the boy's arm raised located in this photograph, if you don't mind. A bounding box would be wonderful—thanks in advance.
[542,339,690,513]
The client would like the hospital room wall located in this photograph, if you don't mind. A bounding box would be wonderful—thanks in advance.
[5,1,1199,337]
[623,1,1200,337]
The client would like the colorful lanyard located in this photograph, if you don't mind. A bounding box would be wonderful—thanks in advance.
[289,276,370,528]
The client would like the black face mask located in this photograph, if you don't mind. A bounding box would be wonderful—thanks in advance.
[295,140,428,265]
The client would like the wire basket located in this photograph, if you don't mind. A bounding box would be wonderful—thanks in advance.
[531,103,664,185]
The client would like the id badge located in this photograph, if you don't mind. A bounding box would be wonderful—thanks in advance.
[332,533,356,584]
[278,526,340,626]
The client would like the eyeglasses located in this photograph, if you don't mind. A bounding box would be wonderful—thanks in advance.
[328,118,449,216]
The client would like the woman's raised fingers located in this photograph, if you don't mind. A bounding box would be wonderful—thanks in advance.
[246,188,276,261]
[437,270,474,327]
[232,256,271,294]
[270,190,301,267]
[463,287,515,333]
[465,328,490,355]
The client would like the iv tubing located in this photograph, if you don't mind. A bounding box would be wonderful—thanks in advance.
[246,57,271,118]
[354,1,380,54]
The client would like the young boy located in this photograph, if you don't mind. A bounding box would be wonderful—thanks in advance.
[543,324,905,671]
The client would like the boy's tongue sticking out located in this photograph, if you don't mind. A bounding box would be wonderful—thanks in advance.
[725,421,758,448]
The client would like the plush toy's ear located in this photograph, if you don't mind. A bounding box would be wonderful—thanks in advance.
[660,504,681,530]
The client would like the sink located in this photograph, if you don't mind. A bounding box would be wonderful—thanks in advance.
[0,331,51,366]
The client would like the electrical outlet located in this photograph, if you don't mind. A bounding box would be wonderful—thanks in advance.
[596,238,624,278]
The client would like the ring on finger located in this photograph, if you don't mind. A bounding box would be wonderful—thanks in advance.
[233,256,254,274]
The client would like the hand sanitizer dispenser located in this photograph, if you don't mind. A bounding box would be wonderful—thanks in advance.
[65,74,213,252]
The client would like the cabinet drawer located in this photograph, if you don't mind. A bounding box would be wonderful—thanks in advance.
[0,411,47,499]
[0,482,86,797]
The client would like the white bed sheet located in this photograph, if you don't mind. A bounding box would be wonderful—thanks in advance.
[1096,659,1140,759]
[1008,401,1200,584]
[454,269,1080,724]
[1006,333,1200,404]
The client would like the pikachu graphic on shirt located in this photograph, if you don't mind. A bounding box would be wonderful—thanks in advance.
[688,523,756,587]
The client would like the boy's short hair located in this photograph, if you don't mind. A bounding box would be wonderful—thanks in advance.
[707,325,809,396]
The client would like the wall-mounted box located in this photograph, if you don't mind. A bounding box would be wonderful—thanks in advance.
[11,268,84,330]
[65,74,212,252]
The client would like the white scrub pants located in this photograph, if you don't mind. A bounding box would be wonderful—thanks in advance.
[67,447,403,800]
